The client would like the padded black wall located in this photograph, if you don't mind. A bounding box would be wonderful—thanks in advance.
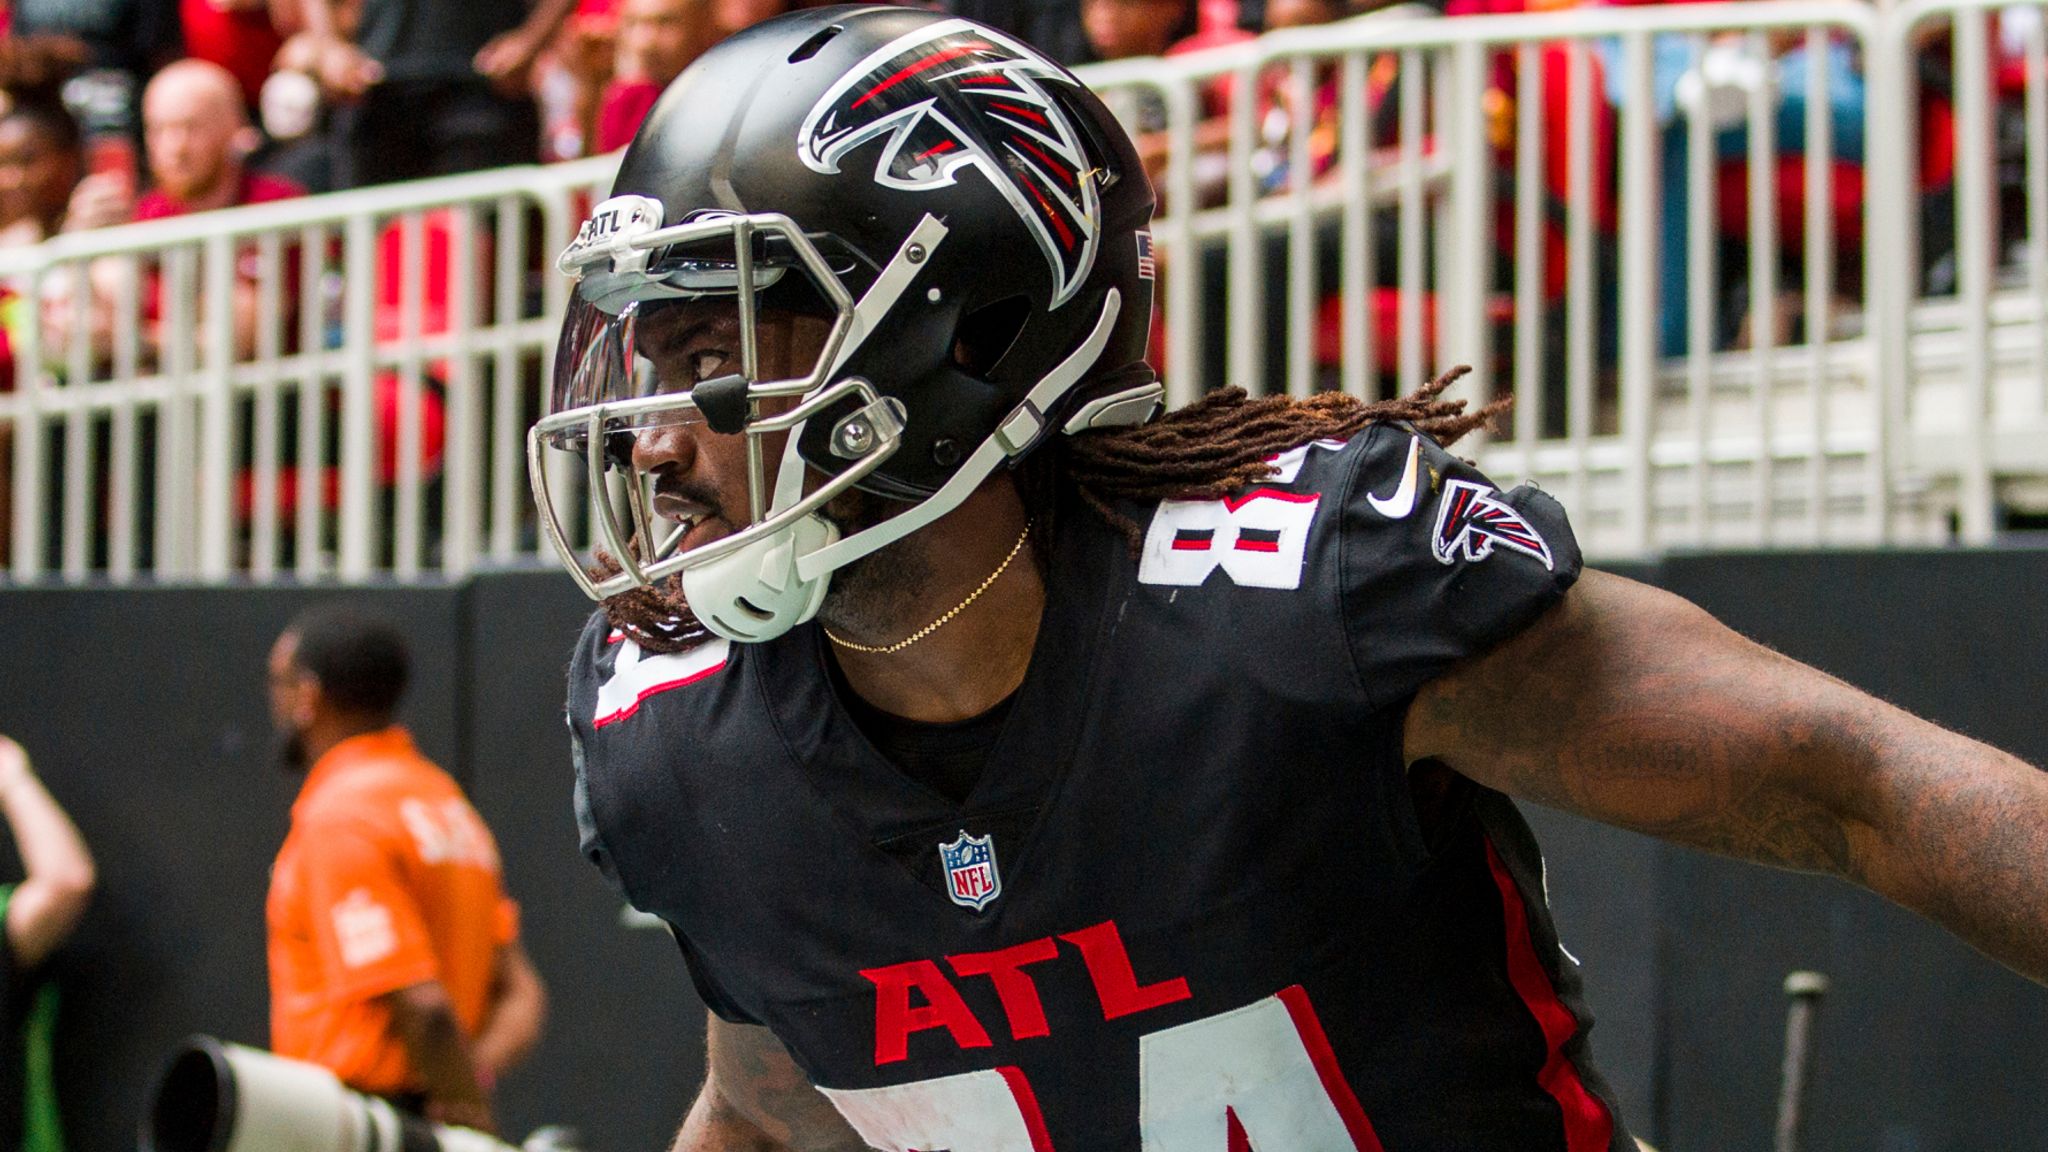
[0,586,468,1152]
[0,579,709,1152]
[462,573,707,1146]
[2,551,2046,1152]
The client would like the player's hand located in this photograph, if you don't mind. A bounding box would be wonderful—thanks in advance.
[303,34,383,102]
[426,1092,497,1135]
[473,26,548,97]
[62,173,133,232]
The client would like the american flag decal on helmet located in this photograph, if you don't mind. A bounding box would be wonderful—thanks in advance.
[1136,231,1155,280]
[797,20,1101,308]
[1432,479,1555,570]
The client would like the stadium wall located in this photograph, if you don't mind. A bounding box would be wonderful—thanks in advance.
[1,553,2044,1151]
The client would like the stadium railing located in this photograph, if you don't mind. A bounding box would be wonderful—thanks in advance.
[0,157,614,582]
[2,0,2044,585]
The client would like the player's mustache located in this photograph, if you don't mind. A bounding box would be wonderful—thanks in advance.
[651,473,726,520]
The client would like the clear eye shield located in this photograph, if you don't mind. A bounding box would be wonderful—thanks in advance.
[528,197,922,608]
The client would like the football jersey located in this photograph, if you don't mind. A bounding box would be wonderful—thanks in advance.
[568,421,1634,1151]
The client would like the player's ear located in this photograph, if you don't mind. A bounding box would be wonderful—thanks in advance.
[290,672,323,727]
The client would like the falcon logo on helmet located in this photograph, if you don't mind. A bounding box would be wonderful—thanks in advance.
[797,19,1101,308]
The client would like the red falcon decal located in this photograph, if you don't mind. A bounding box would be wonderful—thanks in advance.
[1432,479,1555,570]
[797,20,1100,307]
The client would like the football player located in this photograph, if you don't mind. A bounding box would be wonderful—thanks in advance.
[530,8,2048,1149]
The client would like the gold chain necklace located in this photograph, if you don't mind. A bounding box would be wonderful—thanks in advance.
[824,525,1031,655]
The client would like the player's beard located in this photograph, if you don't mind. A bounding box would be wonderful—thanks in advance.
[815,486,936,644]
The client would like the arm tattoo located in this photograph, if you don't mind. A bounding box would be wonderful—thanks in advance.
[1408,569,2048,981]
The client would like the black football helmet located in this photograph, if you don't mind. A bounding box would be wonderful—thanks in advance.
[528,5,1162,641]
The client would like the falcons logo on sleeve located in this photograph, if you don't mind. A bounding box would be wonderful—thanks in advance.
[1432,479,1555,570]
[797,20,1100,308]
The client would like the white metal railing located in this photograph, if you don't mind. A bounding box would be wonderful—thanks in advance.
[1091,0,2048,552]
[3,1,2046,584]
[0,156,614,582]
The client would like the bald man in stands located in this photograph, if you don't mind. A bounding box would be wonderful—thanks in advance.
[67,58,304,228]
[54,59,305,365]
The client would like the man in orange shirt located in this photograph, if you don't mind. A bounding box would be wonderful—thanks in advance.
[266,604,546,1134]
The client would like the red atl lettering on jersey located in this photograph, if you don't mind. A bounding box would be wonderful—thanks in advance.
[1058,920,1192,1018]
[860,959,994,1065]
[861,919,1192,1065]
[947,938,1061,1040]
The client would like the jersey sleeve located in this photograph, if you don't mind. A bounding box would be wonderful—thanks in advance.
[294,817,440,1002]
[1337,421,1582,711]
[570,720,621,892]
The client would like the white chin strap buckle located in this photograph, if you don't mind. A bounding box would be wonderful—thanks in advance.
[681,513,841,643]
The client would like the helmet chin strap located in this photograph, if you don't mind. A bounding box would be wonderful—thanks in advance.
[677,217,951,643]
[794,286,1122,583]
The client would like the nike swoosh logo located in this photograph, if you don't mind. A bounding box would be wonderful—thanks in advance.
[1367,435,1422,519]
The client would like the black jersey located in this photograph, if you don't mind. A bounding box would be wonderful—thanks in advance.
[569,421,1633,1151]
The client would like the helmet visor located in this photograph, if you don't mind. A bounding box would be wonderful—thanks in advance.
[545,297,713,452]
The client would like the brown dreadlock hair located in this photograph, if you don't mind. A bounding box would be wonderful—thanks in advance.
[1059,366,1496,553]
[601,367,1500,653]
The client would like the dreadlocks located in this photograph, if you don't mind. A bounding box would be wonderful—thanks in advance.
[1062,366,1496,551]
[590,562,713,652]
[600,368,1500,652]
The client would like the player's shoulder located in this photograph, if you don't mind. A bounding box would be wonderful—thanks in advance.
[1126,423,1406,593]
[567,606,737,734]
[1335,418,1577,575]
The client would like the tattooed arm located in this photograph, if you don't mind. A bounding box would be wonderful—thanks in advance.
[672,1014,870,1152]
[1405,569,2048,981]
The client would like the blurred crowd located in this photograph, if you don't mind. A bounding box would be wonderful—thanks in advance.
[0,0,2035,343]
[0,0,2044,575]
[0,0,1417,254]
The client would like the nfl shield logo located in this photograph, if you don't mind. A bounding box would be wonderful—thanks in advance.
[939,829,1001,911]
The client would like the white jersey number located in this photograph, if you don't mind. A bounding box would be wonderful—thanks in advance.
[1138,491,1323,591]
[820,986,1383,1152]
[593,635,730,728]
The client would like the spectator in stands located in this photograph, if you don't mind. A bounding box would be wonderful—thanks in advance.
[134,58,303,219]
[593,0,711,153]
[711,0,790,40]
[266,606,546,1134]
[61,59,302,231]
[48,60,305,367]
[1082,0,1195,61]
[1589,24,1867,353]
[0,102,81,247]
[0,735,97,1152]
[533,1,617,162]
[293,0,579,187]
[262,0,370,193]
[0,100,83,525]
